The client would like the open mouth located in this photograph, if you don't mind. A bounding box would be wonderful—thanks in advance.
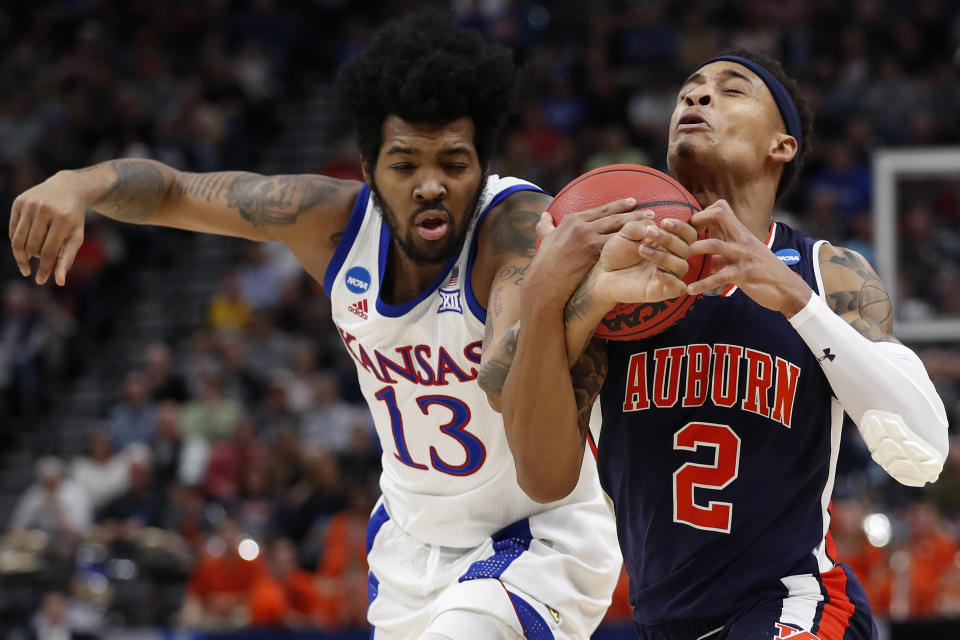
[414,209,451,241]
[677,113,710,130]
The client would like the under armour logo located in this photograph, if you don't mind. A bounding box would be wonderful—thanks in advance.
[817,348,836,363]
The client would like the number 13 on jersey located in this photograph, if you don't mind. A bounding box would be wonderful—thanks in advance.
[375,385,487,476]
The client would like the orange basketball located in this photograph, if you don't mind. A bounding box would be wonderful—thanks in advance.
[546,164,710,341]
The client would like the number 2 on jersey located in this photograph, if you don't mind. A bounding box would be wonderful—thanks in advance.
[375,386,486,476]
[672,422,741,533]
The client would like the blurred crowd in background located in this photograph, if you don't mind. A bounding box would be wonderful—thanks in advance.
[2,0,960,637]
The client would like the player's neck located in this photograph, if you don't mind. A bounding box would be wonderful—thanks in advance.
[381,244,447,305]
[691,180,777,242]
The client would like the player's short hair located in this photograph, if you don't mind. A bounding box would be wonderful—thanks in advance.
[336,11,516,170]
[716,50,813,202]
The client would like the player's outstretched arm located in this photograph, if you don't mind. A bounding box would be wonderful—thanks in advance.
[791,244,949,486]
[10,159,359,286]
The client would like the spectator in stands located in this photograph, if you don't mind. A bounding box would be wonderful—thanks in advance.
[70,428,128,511]
[284,340,323,414]
[29,589,102,640]
[337,422,380,489]
[804,141,872,232]
[180,516,266,629]
[236,461,279,540]
[152,400,189,492]
[252,371,301,438]
[248,537,332,629]
[204,417,268,504]
[897,502,959,618]
[183,329,222,397]
[218,335,264,406]
[144,341,189,403]
[315,486,375,629]
[267,423,306,493]
[207,271,252,331]
[8,457,92,542]
[98,445,163,540]
[178,374,242,444]
[161,483,214,550]
[236,244,283,310]
[0,281,48,415]
[107,371,157,448]
[281,448,347,545]
[243,309,293,379]
[301,373,364,453]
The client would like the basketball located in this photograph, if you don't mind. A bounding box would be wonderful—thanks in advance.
[546,164,710,341]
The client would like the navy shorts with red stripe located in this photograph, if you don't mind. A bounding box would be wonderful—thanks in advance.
[636,564,877,640]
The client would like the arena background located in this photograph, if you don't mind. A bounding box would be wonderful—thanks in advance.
[1,1,960,638]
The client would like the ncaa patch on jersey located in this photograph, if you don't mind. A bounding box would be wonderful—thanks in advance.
[345,266,372,293]
[775,248,801,265]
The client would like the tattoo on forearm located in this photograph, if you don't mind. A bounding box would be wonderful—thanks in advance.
[565,276,595,325]
[826,249,895,341]
[93,160,166,222]
[497,265,528,286]
[477,325,518,397]
[177,172,337,226]
[491,192,545,257]
[571,340,607,439]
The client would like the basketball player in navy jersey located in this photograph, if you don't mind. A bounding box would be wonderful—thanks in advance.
[498,51,949,639]
[7,12,700,640]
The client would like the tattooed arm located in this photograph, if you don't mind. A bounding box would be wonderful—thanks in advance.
[474,190,546,411]
[817,245,896,342]
[10,159,359,285]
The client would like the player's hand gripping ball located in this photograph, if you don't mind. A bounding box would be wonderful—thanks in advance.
[547,164,711,340]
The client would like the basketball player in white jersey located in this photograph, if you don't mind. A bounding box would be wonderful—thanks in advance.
[8,12,694,640]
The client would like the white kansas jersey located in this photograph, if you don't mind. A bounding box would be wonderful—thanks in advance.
[324,175,610,548]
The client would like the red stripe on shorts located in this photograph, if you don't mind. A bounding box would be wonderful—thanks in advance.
[816,566,856,639]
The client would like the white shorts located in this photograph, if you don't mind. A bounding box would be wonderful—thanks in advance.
[366,494,621,640]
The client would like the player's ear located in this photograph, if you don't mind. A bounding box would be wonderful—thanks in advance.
[361,158,373,184]
[769,133,798,165]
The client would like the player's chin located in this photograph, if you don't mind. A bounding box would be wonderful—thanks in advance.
[410,239,458,265]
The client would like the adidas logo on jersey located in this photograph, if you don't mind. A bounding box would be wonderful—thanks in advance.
[348,299,369,320]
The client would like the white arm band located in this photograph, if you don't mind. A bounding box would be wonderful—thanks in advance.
[789,292,949,486]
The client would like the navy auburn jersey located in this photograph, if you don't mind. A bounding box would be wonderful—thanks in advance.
[598,221,844,625]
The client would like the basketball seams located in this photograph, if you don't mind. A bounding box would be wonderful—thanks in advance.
[632,200,698,211]
[552,166,692,204]
[548,164,706,341]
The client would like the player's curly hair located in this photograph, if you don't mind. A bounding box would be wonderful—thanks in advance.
[336,11,516,170]
[720,50,814,202]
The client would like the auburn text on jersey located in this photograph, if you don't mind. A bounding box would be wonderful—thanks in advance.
[621,343,801,428]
